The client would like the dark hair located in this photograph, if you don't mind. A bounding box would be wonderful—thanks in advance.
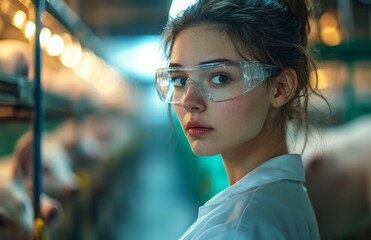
[161,0,327,146]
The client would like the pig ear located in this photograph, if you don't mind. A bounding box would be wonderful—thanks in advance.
[305,154,325,174]
[14,132,34,178]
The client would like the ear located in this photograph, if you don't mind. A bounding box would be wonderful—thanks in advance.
[14,131,34,178]
[270,69,297,108]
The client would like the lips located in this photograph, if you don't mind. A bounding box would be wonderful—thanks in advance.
[185,120,213,137]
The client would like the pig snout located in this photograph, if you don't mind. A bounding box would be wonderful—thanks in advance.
[43,206,59,225]
[41,194,64,226]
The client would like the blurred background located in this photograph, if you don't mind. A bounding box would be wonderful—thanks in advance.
[0,0,370,239]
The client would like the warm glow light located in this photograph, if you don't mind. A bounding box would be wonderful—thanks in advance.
[72,50,95,79]
[46,34,64,56]
[94,68,120,97]
[0,1,11,14]
[60,33,72,47]
[312,62,348,90]
[319,11,342,46]
[92,66,125,103]
[319,11,338,28]
[354,61,371,94]
[13,10,27,29]
[314,69,329,90]
[60,43,83,68]
[88,59,105,84]
[321,27,342,46]
[308,18,319,43]
[24,21,35,39]
[40,28,52,48]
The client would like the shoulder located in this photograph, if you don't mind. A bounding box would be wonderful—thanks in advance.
[183,181,319,240]
[238,180,314,222]
[189,220,291,240]
[233,181,319,239]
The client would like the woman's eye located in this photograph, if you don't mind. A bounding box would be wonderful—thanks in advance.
[172,77,188,87]
[210,74,230,85]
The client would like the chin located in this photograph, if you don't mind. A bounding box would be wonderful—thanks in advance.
[190,143,220,156]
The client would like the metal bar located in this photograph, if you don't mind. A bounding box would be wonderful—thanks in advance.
[33,0,45,220]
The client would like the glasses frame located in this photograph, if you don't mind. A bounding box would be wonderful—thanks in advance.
[155,60,281,104]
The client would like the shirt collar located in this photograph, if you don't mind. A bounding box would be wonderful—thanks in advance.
[205,154,305,205]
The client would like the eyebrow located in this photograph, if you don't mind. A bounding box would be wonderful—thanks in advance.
[169,58,232,68]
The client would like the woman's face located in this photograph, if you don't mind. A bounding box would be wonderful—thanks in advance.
[171,25,275,156]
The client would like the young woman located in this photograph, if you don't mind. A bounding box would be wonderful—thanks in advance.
[155,0,321,239]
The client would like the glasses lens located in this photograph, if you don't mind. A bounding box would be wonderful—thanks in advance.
[156,71,175,103]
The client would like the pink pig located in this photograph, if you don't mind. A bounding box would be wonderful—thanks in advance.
[15,131,79,199]
[0,155,33,240]
[0,154,65,239]
[300,115,371,239]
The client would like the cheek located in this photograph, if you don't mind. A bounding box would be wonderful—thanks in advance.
[174,105,187,130]
[174,105,184,121]
[219,102,264,130]
[215,89,272,140]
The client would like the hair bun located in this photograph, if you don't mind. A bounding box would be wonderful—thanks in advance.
[280,0,311,46]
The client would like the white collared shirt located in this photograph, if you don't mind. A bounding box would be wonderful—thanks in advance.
[180,154,320,240]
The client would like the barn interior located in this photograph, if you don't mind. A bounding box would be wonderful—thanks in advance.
[1,0,371,239]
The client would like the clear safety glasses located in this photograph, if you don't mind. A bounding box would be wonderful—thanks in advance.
[155,61,281,104]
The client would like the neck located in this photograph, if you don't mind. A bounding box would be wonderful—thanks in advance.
[221,118,288,185]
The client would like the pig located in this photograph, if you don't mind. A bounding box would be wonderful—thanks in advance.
[50,117,104,169]
[46,115,137,239]
[39,193,64,228]
[0,40,30,77]
[75,112,136,164]
[0,155,33,240]
[50,115,130,170]
[294,115,371,239]
[15,131,79,199]
[0,154,65,239]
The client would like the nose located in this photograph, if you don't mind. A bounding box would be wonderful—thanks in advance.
[41,195,64,226]
[181,81,206,112]
[45,206,59,224]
